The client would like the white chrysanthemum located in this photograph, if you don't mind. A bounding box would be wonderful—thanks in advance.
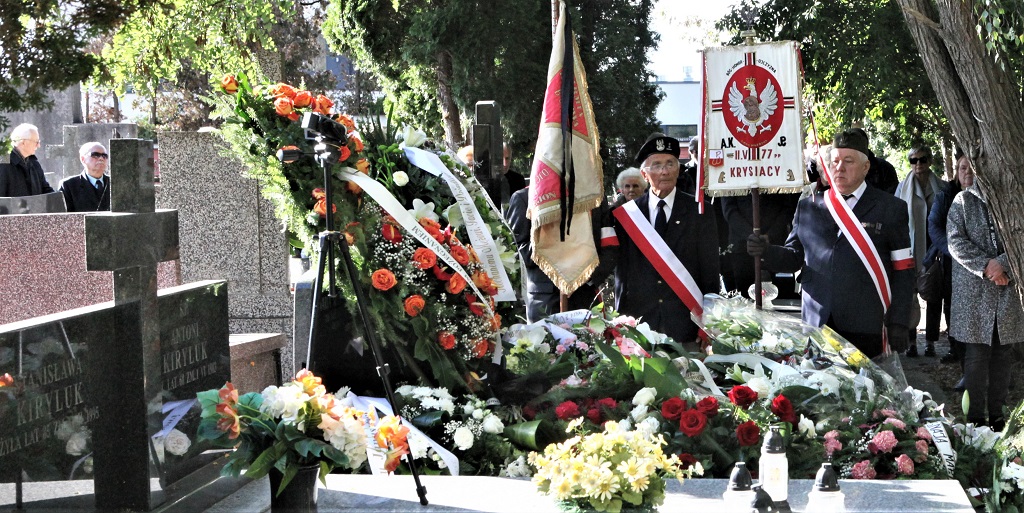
[632,387,657,406]
[66,430,89,456]
[408,431,430,459]
[396,385,416,397]
[482,414,505,434]
[165,428,192,456]
[453,426,475,450]
[438,398,455,415]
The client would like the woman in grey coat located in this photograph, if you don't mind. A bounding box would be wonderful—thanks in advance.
[948,180,1023,431]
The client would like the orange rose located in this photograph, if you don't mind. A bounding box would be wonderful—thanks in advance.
[293,90,313,108]
[270,83,296,99]
[274,97,294,116]
[446,273,467,294]
[371,269,397,291]
[489,313,502,331]
[473,271,498,296]
[220,74,239,94]
[438,331,456,350]
[0,373,13,387]
[314,197,336,217]
[338,145,351,162]
[472,339,490,359]
[314,95,334,115]
[346,181,362,195]
[450,245,470,266]
[287,111,300,122]
[355,158,370,174]
[312,188,326,199]
[412,248,437,269]
[382,223,402,243]
[349,134,364,152]
[404,295,425,316]
[336,114,356,132]
[344,222,360,245]
[468,246,480,263]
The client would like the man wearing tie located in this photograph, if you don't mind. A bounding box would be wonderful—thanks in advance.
[59,142,111,212]
[747,128,915,358]
[612,133,720,347]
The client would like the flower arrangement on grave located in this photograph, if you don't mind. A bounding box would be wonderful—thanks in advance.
[987,400,1024,511]
[529,418,702,513]
[196,369,370,494]
[211,73,521,391]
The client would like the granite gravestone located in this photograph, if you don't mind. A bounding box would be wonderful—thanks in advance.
[44,123,139,183]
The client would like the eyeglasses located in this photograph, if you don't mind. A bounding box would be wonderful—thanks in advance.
[642,160,679,173]
[908,157,930,164]
[90,152,109,159]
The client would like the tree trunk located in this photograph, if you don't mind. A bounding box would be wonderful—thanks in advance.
[436,50,463,151]
[897,0,1024,301]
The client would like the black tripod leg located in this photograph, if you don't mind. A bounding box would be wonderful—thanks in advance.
[306,233,330,373]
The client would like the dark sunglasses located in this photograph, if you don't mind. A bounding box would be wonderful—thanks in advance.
[90,152,109,159]
[908,157,930,164]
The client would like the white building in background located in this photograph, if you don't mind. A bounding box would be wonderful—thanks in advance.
[654,66,701,159]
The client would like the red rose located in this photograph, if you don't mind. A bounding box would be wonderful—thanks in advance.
[678,453,699,469]
[770,395,798,424]
[555,401,580,420]
[695,397,719,418]
[587,408,602,424]
[728,385,758,409]
[736,421,761,446]
[660,397,688,421]
[678,409,708,437]
[597,397,617,410]
[437,331,456,350]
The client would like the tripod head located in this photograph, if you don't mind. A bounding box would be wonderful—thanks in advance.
[301,112,349,165]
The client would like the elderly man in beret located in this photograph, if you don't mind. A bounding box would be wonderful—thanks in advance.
[612,133,720,348]
[748,128,915,358]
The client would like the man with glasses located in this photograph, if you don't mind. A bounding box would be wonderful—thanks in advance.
[612,133,720,348]
[0,123,54,197]
[59,142,111,212]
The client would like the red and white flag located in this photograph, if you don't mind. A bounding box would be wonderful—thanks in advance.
[527,0,603,295]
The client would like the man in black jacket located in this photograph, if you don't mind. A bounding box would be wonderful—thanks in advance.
[0,123,54,197]
[59,142,111,212]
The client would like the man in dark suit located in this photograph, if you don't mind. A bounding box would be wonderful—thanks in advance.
[0,123,54,197]
[748,128,914,358]
[613,133,720,346]
[59,142,110,212]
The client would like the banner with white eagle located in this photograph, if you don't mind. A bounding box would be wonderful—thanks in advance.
[700,41,806,196]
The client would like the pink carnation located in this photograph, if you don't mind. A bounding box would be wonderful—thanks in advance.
[871,430,899,453]
[883,418,906,430]
[824,430,841,441]
[896,454,915,475]
[851,460,877,480]
[914,440,930,463]
[916,427,931,440]
[880,408,899,418]
[824,438,842,456]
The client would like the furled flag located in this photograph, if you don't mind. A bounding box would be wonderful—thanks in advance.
[527,0,603,295]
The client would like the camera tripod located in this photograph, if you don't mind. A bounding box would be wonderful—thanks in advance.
[300,130,428,506]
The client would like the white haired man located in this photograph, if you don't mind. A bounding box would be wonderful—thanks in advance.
[59,142,111,212]
[0,123,54,197]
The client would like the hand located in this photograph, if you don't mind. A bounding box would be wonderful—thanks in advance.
[985,259,1010,286]
[887,324,910,353]
[746,233,769,257]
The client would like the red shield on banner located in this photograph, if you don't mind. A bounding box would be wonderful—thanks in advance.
[720,65,785,148]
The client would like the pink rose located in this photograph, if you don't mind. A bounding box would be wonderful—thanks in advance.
[916,427,931,440]
[851,460,877,479]
[896,454,915,475]
[871,430,899,453]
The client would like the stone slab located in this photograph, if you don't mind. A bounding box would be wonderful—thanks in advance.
[0,213,180,325]
[230,333,286,393]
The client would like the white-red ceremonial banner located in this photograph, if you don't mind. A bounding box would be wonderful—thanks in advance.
[701,41,806,196]
[612,201,704,324]
[527,0,603,295]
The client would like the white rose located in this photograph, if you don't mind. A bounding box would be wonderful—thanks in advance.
[393,171,409,186]
[396,385,416,397]
[630,404,649,422]
[164,429,192,456]
[482,414,505,434]
[632,387,657,406]
[797,415,816,438]
[745,377,771,398]
[472,408,485,420]
[463,403,476,415]
[66,430,90,456]
[453,426,475,450]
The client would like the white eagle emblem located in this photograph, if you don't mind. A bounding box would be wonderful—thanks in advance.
[728,77,778,137]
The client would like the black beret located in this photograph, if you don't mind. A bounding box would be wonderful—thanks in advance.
[635,133,680,166]
[833,128,870,158]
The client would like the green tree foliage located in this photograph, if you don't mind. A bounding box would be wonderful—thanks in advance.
[323,0,661,185]
[0,0,161,131]
[719,0,948,152]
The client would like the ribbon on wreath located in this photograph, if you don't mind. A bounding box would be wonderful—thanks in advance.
[337,168,502,363]
[404,147,515,302]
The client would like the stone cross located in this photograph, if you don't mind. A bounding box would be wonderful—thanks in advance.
[44,125,84,180]
[83,138,180,510]
[472,101,508,208]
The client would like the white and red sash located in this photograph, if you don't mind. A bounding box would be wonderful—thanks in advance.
[613,200,705,329]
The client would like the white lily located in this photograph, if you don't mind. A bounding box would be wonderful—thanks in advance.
[635,322,666,345]
[408,198,439,221]
[399,126,427,148]
[443,203,464,229]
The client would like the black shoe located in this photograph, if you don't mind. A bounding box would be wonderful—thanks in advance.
[906,345,919,357]
[940,352,961,364]
[954,376,966,392]
[924,344,936,357]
